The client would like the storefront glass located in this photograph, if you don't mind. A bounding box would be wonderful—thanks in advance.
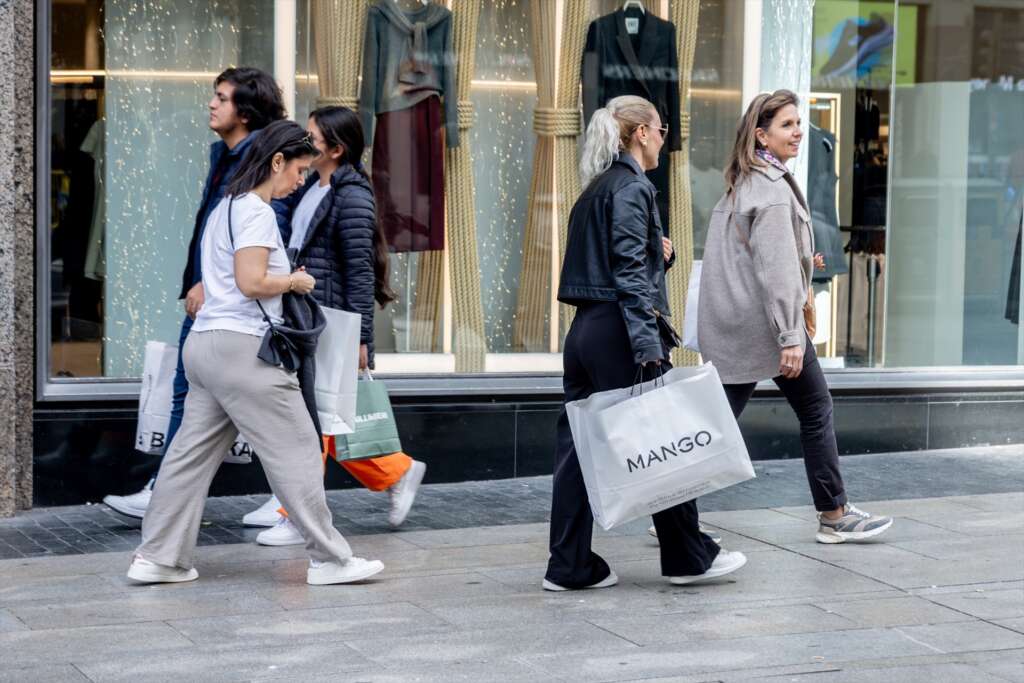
[43,0,1024,392]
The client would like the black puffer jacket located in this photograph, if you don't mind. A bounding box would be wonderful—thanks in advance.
[558,154,674,364]
[273,163,377,360]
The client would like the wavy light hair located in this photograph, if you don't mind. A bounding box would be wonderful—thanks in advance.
[723,89,799,195]
[579,95,658,187]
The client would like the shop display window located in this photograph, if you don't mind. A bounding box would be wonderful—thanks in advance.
[41,0,1024,393]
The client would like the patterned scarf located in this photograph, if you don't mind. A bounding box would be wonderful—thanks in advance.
[755,147,789,174]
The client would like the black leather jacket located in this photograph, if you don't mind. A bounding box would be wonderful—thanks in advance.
[558,154,674,364]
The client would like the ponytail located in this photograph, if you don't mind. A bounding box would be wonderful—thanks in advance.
[580,109,621,188]
[579,95,659,188]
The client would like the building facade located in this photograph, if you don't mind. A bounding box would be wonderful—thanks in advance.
[3,0,1023,514]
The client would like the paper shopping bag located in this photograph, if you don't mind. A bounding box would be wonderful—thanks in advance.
[134,341,255,464]
[315,306,361,436]
[567,363,755,530]
[333,371,403,462]
[135,341,177,455]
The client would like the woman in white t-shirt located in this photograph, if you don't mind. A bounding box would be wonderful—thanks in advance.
[128,120,385,587]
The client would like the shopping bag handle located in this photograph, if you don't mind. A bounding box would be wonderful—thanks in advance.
[360,368,374,381]
[630,363,666,396]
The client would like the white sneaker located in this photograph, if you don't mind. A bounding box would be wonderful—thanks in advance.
[387,460,426,527]
[256,517,305,546]
[668,550,747,585]
[104,480,154,520]
[243,495,283,527]
[126,555,198,584]
[542,571,619,592]
[307,557,385,585]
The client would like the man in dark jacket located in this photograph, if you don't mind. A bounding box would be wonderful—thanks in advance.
[104,67,286,519]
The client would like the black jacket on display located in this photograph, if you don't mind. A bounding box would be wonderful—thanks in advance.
[807,125,848,282]
[558,154,674,365]
[582,9,682,152]
[582,8,681,233]
[273,163,378,361]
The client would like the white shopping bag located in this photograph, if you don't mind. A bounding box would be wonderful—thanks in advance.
[567,363,755,530]
[134,341,255,464]
[315,306,361,436]
[136,341,178,456]
[682,260,701,353]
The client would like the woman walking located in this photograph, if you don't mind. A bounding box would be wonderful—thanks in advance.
[544,95,747,591]
[245,106,427,546]
[699,90,892,544]
[127,121,385,585]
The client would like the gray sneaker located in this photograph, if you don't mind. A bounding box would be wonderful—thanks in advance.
[816,504,893,544]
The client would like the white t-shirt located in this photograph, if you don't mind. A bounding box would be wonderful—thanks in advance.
[288,182,331,250]
[192,193,290,337]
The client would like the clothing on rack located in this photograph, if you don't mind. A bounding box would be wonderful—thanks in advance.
[359,0,458,149]
[807,125,848,282]
[582,6,681,233]
[81,118,107,281]
[372,95,445,253]
[1006,206,1022,325]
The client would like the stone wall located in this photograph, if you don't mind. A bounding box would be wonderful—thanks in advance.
[0,0,35,517]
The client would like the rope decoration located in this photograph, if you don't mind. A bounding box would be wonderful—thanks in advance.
[315,96,360,109]
[667,0,702,368]
[533,107,582,137]
[512,0,591,352]
[445,0,487,371]
[457,100,476,130]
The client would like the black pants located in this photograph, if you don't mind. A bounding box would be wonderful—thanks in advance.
[545,302,720,588]
[723,340,847,512]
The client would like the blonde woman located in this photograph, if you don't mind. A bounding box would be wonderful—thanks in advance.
[699,90,893,544]
[543,95,747,592]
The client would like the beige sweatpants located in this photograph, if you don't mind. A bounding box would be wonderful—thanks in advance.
[135,329,353,569]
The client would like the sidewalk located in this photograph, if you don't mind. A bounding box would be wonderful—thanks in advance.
[0,448,1022,682]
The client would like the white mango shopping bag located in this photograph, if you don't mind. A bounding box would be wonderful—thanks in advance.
[135,341,255,464]
[314,306,361,436]
[566,363,755,530]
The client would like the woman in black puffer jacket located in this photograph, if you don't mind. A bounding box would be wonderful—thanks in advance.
[244,107,427,545]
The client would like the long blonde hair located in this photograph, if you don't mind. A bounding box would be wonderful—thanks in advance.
[724,89,799,195]
[580,95,657,187]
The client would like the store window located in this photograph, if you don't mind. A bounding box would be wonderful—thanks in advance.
[42,0,1024,393]
[886,1,1024,367]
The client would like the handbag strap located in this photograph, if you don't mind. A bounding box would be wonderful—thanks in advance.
[227,196,277,330]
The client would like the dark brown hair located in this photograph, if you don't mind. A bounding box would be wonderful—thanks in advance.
[215,67,286,132]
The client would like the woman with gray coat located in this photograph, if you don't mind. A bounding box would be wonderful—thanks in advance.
[699,90,893,544]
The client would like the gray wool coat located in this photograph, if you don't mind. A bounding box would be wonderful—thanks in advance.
[698,162,815,384]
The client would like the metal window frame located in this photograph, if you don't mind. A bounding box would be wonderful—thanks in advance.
[33,0,1024,404]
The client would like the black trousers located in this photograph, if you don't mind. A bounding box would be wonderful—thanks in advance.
[545,302,720,588]
[723,340,848,512]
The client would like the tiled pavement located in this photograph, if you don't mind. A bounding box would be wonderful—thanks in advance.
[0,488,1021,680]
[1,445,1022,560]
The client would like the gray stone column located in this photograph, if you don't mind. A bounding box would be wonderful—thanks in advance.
[0,0,36,517]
